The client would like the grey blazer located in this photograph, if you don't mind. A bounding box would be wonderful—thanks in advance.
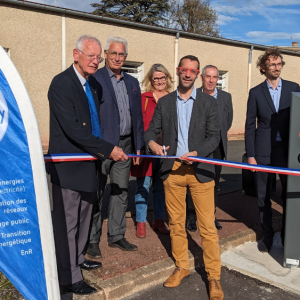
[145,88,220,183]
[216,89,233,158]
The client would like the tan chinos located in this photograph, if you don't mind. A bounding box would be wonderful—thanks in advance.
[163,161,221,280]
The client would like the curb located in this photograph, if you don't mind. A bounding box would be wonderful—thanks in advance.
[66,227,264,300]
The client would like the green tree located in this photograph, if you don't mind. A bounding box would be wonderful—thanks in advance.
[168,0,221,37]
[91,0,170,25]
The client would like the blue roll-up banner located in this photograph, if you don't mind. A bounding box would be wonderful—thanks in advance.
[0,46,60,299]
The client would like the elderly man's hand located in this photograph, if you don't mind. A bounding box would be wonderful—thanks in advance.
[110,146,128,162]
[149,141,169,156]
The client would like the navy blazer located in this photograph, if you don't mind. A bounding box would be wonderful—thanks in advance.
[92,66,144,152]
[245,79,300,159]
[47,65,115,192]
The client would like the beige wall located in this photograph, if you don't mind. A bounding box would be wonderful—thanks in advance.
[1,3,300,149]
[0,4,62,148]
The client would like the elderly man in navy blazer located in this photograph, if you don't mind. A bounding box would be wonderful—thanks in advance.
[87,36,144,257]
[245,47,300,253]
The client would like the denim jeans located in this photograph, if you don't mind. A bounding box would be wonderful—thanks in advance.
[135,159,165,222]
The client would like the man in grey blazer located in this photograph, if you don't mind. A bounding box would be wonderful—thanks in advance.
[145,55,223,300]
[186,65,233,231]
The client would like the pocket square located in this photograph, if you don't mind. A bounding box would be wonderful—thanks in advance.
[132,89,136,92]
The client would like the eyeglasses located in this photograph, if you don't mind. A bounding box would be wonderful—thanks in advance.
[152,76,167,82]
[177,67,199,75]
[267,63,283,69]
[106,50,127,59]
[78,50,104,63]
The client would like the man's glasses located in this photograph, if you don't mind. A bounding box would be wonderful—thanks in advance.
[78,49,104,63]
[106,50,127,59]
[152,76,167,82]
[267,63,283,69]
[177,67,199,75]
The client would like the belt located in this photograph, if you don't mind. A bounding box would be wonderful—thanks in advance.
[119,134,131,140]
[175,158,191,165]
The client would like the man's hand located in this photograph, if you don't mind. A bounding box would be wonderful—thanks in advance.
[133,150,143,165]
[109,146,128,162]
[180,151,197,165]
[149,141,169,156]
[248,157,257,172]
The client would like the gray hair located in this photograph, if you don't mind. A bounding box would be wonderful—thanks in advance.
[202,65,219,77]
[105,36,128,54]
[76,35,102,51]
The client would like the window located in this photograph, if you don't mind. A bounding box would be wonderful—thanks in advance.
[3,48,10,57]
[122,61,144,88]
[217,71,228,92]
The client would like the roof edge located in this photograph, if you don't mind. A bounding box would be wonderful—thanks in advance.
[1,0,300,57]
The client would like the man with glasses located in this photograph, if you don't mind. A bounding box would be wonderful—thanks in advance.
[145,55,224,299]
[245,47,300,253]
[87,36,144,256]
[48,35,127,295]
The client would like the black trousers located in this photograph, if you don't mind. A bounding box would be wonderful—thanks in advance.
[255,143,288,247]
[187,144,224,216]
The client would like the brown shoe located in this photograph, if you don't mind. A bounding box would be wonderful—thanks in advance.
[209,279,224,300]
[163,268,190,288]
[152,219,170,235]
[136,222,146,238]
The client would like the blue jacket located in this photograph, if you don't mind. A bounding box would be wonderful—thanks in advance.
[92,66,144,152]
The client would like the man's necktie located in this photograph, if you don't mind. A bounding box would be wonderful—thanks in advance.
[85,79,102,138]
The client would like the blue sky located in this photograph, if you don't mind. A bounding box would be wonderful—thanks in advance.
[29,0,300,46]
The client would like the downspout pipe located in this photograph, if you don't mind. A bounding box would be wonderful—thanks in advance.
[174,32,180,88]
[248,46,254,92]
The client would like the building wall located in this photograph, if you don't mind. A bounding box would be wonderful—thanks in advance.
[0,4,62,148]
[1,3,300,150]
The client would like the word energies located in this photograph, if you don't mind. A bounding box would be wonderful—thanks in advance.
[0,110,5,124]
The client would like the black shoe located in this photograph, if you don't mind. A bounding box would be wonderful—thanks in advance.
[186,215,197,232]
[87,243,102,258]
[215,220,222,230]
[61,280,97,295]
[108,238,138,251]
[79,260,102,270]
[258,240,272,253]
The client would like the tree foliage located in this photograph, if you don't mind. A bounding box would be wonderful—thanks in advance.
[91,0,170,25]
[168,0,221,37]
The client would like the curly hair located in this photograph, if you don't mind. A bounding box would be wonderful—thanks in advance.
[142,64,173,92]
[256,47,285,75]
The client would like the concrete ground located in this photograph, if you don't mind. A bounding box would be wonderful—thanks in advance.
[221,232,300,296]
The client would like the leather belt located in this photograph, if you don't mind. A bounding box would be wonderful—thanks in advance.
[175,158,190,165]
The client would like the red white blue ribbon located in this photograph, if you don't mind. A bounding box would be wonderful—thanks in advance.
[43,153,300,176]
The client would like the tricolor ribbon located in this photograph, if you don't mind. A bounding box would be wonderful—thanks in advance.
[43,153,300,176]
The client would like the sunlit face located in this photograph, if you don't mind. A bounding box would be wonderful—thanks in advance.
[73,41,102,78]
[262,56,283,80]
[151,71,168,92]
[201,67,219,94]
[104,42,127,72]
[176,59,199,90]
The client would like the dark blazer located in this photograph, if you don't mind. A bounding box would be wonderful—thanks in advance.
[145,88,220,182]
[245,79,300,159]
[92,66,144,152]
[47,65,115,192]
[200,88,233,158]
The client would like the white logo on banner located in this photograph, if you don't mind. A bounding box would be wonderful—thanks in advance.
[0,89,9,142]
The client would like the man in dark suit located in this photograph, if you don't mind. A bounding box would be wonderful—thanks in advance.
[87,36,144,257]
[186,65,233,231]
[245,47,300,253]
[48,35,127,295]
[145,55,224,300]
